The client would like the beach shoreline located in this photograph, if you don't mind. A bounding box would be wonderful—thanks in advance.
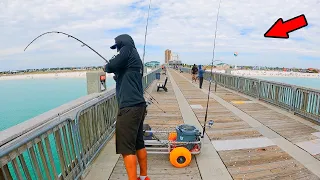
[0,68,155,81]
[0,71,115,81]
[2,69,319,81]
[201,69,320,79]
[231,70,320,79]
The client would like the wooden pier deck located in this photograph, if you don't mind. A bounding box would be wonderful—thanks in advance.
[177,71,320,161]
[84,69,320,180]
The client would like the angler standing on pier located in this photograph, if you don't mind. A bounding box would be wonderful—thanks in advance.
[104,34,150,180]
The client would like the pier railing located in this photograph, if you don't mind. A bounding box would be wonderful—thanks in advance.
[180,67,320,123]
[0,68,160,180]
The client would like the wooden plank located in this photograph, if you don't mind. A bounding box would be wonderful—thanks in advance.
[0,164,13,180]
[207,129,263,140]
[37,141,52,180]
[109,155,201,180]
[11,158,23,180]
[29,146,44,179]
[44,136,59,180]
[174,72,320,179]
[18,154,32,180]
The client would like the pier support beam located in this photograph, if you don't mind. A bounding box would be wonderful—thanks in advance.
[86,71,107,95]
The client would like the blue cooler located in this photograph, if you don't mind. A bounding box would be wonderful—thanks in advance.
[156,72,160,80]
[176,124,200,150]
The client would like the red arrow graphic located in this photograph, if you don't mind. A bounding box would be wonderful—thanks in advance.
[264,14,308,39]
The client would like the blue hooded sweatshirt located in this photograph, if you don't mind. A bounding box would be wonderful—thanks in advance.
[104,34,146,109]
[198,65,204,78]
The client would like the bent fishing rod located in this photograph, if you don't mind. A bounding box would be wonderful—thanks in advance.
[23,29,165,112]
[23,0,164,113]
[201,0,223,138]
[24,31,109,63]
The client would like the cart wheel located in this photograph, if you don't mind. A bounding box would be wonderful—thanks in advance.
[169,147,191,168]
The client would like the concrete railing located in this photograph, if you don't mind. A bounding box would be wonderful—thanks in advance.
[0,68,161,180]
[179,67,320,123]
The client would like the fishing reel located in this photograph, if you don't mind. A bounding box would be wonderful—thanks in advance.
[200,120,214,139]
[146,100,152,105]
[204,120,214,128]
[208,120,214,127]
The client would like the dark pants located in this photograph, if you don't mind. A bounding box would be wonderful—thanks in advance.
[199,77,204,88]
[115,105,147,155]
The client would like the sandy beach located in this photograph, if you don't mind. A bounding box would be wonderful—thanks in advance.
[231,70,320,78]
[202,69,320,78]
[0,71,115,80]
[0,68,155,81]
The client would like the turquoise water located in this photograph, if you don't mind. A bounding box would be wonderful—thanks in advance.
[253,76,320,90]
[1,77,115,179]
[0,78,115,131]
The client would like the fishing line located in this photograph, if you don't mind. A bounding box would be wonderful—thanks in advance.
[140,0,166,113]
[147,98,166,113]
[142,1,167,114]
[142,0,152,65]
[202,0,223,138]
[24,31,109,63]
[144,90,160,104]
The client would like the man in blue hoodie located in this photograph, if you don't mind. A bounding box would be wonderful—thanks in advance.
[104,34,150,180]
[198,65,205,89]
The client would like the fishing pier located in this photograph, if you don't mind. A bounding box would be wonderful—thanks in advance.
[1,67,320,180]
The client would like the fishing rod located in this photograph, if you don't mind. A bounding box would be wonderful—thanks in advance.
[142,0,152,65]
[144,90,160,104]
[146,98,166,113]
[24,31,109,63]
[140,0,166,113]
[201,0,223,138]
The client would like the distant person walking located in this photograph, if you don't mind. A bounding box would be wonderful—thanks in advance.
[198,65,205,89]
[191,64,198,83]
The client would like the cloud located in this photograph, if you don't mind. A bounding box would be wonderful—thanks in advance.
[1,0,320,71]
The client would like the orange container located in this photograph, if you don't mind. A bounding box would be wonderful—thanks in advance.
[168,132,177,141]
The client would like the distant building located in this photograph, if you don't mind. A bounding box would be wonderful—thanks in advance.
[169,60,182,67]
[215,63,231,70]
[145,61,160,67]
[165,49,172,64]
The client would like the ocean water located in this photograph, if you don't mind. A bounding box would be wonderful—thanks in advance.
[0,77,115,179]
[253,76,320,90]
[0,78,115,131]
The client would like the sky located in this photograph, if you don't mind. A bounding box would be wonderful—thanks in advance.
[0,0,320,71]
